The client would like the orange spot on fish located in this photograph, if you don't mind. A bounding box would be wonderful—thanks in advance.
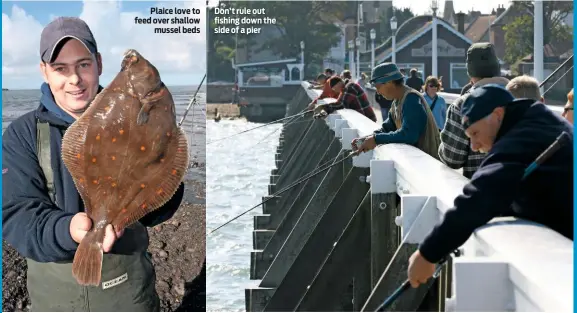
[121,208,127,213]
[140,146,146,151]
[166,132,171,137]
[92,179,99,184]
[119,129,125,135]
[104,106,110,111]
[111,182,117,187]
[141,183,146,188]
[112,137,117,142]
[96,134,100,140]
[111,155,116,160]
[107,176,112,180]
[171,169,177,175]
[92,157,97,163]
[76,153,81,159]
[160,158,165,163]
[79,178,84,183]
[156,188,163,195]
[141,203,147,209]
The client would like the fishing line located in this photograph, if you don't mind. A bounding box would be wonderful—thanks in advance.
[208,149,358,235]
[231,115,312,159]
[374,131,571,312]
[178,73,206,127]
[207,110,314,145]
[542,65,574,97]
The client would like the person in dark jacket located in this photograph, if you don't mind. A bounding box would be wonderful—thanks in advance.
[374,92,393,121]
[2,17,184,311]
[407,84,573,288]
[405,68,424,92]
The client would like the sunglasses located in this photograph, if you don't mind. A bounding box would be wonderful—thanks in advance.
[428,84,438,88]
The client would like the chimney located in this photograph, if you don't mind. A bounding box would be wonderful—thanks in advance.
[496,4,506,16]
[456,12,466,34]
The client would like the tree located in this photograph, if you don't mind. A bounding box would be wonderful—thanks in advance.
[503,1,573,65]
[378,6,415,41]
[207,1,237,82]
[235,1,350,78]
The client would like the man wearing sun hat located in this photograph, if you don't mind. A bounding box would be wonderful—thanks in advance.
[351,62,440,159]
[406,84,573,288]
[438,43,510,178]
[3,16,185,311]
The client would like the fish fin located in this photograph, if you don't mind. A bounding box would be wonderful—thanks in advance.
[113,127,189,230]
[61,117,92,213]
[72,227,106,286]
[136,101,153,126]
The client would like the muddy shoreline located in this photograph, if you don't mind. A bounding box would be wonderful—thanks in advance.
[2,179,206,312]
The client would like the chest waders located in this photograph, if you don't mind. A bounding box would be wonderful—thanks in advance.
[28,120,160,312]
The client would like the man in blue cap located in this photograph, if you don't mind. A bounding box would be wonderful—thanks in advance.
[352,62,440,159]
[2,16,184,310]
[407,84,573,288]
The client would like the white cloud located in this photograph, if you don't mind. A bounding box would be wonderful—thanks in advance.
[2,0,206,89]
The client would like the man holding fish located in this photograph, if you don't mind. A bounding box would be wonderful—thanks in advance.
[2,17,186,311]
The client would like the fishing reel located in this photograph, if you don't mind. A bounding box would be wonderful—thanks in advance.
[313,110,328,119]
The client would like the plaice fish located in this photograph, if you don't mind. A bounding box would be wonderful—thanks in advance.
[61,49,189,286]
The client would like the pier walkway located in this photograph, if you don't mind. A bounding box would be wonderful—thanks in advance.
[244,81,573,312]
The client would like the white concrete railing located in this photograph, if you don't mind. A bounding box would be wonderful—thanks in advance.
[301,81,573,312]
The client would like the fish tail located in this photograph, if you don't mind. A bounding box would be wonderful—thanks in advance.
[72,227,106,286]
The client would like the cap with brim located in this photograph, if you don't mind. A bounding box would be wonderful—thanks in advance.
[370,62,404,85]
[461,84,515,129]
[40,17,98,63]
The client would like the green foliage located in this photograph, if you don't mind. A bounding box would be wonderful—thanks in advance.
[378,7,415,41]
[207,1,351,81]
[503,1,573,65]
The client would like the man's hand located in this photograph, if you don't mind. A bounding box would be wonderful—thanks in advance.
[70,212,124,252]
[355,135,377,153]
[306,102,316,111]
[407,250,436,288]
[313,104,327,114]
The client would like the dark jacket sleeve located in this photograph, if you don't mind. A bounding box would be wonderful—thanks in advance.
[374,93,426,145]
[139,182,185,227]
[2,123,78,262]
[418,152,526,263]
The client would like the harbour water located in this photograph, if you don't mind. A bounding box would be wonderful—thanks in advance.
[206,119,282,312]
[1,86,206,184]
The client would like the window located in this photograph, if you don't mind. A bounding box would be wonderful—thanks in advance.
[397,63,425,79]
[450,63,469,89]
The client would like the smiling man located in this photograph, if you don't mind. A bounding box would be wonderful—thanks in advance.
[407,85,573,288]
[2,17,184,311]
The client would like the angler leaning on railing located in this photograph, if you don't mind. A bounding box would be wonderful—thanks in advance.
[300,80,573,312]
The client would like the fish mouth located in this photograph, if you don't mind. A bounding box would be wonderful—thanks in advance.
[121,49,141,71]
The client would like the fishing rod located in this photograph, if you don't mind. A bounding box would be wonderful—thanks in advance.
[543,65,573,97]
[206,109,314,145]
[375,130,571,312]
[178,73,206,127]
[540,54,573,88]
[208,149,358,234]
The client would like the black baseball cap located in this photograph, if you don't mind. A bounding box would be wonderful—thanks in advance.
[461,84,515,129]
[40,17,98,63]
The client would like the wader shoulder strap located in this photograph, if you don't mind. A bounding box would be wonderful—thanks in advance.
[36,120,55,203]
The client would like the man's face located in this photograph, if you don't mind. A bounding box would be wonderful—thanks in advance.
[375,81,395,100]
[40,38,102,118]
[464,108,504,153]
[332,82,344,94]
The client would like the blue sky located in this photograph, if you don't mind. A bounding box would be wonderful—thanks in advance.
[2,0,206,89]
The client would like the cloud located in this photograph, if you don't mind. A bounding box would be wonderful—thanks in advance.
[2,0,206,89]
